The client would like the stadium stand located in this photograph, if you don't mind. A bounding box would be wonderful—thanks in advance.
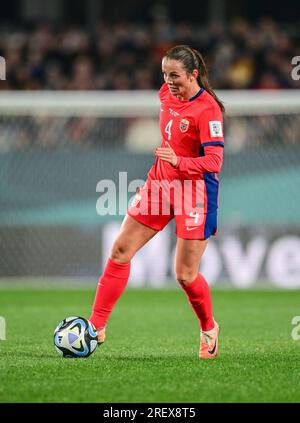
[0,16,299,92]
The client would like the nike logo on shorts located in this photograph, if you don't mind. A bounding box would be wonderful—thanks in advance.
[186,227,198,231]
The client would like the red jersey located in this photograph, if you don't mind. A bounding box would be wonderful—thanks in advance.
[149,82,224,180]
[148,82,224,213]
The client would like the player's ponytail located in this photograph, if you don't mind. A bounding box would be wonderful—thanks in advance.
[164,45,225,112]
[191,48,225,112]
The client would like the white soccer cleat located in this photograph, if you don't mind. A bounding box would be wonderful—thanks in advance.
[199,320,219,359]
[97,328,106,345]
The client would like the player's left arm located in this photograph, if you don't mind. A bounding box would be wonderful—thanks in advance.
[175,145,223,175]
[174,105,224,176]
[155,142,223,174]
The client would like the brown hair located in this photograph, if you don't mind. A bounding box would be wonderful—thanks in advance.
[164,45,225,112]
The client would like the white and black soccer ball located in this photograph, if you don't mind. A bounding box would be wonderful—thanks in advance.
[54,316,98,358]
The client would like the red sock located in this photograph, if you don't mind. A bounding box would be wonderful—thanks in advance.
[89,258,131,330]
[181,273,214,331]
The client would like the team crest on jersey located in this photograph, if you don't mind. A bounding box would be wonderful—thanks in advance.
[179,118,189,133]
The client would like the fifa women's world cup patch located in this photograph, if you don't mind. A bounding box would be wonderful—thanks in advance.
[179,118,190,133]
[209,121,223,137]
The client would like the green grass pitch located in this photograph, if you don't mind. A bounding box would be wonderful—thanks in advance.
[0,285,300,403]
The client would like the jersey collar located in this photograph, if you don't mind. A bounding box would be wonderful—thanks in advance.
[189,87,204,102]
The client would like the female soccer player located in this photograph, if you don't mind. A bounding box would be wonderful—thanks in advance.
[89,45,225,359]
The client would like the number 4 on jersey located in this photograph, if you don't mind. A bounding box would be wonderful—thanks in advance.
[165,119,173,140]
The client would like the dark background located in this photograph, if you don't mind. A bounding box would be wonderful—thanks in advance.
[1,0,299,26]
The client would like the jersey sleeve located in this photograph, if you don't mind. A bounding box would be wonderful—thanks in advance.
[175,104,224,177]
[197,104,224,147]
[175,145,223,177]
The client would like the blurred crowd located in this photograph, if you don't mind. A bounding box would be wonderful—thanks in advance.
[0,16,300,153]
[1,112,300,153]
[1,16,300,90]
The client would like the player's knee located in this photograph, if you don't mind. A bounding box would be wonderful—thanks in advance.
[175,270,197,287]
[110,243,132,263]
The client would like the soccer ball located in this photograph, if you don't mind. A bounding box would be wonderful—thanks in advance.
[54,316,98,358]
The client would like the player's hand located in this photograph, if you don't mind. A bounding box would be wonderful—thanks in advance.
[155,142,178,167]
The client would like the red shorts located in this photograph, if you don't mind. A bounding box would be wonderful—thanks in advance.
[127,179,218,240]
